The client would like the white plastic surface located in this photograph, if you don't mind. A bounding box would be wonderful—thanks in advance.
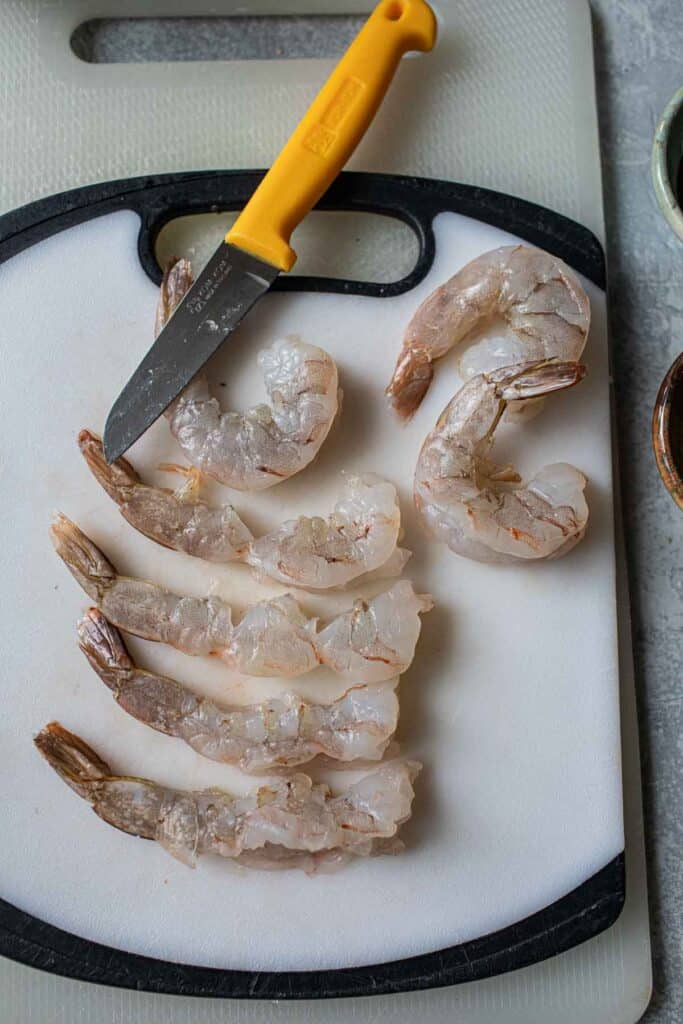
[0,207,623,971]
[2,1,602,240]
[0,0,651,1019]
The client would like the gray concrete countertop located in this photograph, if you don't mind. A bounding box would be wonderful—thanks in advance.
[72,4,683,1021]
[591,3,682,1021]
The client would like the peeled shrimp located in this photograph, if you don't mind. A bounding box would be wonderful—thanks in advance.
[414,361,589,563]
[160,259,340,490]
[79,430,254,562]
[51,515,431,680]
[78,608,399,772]
[80,430,409,587]
[242,473,410,588]
[386,245,590,419]
[35,722,420,872]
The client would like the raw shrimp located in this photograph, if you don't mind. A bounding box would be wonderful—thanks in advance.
[50,515,431,680]
[244,472,411,587]
[78,607,400,772]
[80,432,409,586]
[315,580,433,679]
[386,245,591,419]
[79,430,254,562]
[34,722,420,872]
[160,259,340,490]
[414,361,589,563]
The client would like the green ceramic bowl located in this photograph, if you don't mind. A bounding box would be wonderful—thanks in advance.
[652,86,683,241]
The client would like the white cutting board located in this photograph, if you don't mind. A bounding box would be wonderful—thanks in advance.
[0,201,622,971]
[0,0,651,1018]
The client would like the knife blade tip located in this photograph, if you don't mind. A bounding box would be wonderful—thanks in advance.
[102,436,125,465]
[102,413,134,464]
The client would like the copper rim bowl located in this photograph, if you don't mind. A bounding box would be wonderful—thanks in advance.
[653,351,683,509]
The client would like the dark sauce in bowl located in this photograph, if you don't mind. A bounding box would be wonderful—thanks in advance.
[653,352,683,509]
[669,371,683,476]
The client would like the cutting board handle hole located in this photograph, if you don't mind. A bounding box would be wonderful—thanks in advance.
[153,210,421,289]
[70,15,364,64]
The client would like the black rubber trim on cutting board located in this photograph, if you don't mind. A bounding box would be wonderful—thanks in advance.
[0,171,617,999]
[0,170,606,290]
[0,855,624,999]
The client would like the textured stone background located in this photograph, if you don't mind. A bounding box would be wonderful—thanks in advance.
[73,4,683,1021]
[591,3,682,1021]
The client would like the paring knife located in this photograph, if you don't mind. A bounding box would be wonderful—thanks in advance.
[103,0,437,463]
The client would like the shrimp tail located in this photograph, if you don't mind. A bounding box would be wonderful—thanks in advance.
[34,722,110,801]
[78,609,189,735]
[77,607,133,693]
[78,429,140,505]
[385,345,433,420]
[50,514,116,602]
[35,722,161,840]
[156,257,194,336]
[492,360,586,403]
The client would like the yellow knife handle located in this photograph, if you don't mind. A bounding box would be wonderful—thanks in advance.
[226,0,437,272]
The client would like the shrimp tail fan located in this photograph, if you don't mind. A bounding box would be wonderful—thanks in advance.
[34,722,110,800]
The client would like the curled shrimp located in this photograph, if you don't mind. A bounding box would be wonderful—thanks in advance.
[241,472,410,588]
[35,722,420,872]
[78,608,400,772]
[50,515,432,680]
[414,361,589,563]
[160,259,340,490]
[80,430,409,587]
[386,245,590,419]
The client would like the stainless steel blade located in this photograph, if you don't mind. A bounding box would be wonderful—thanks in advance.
[103,242,279,463]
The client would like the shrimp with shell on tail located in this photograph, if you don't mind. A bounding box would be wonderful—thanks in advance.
[414,361,589,563]
[79,430,409,588]
[34,723,420,873]
[160,259,340,491]
[386,244,590,420]
[78,607,400,773]
[50,514,432,681]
